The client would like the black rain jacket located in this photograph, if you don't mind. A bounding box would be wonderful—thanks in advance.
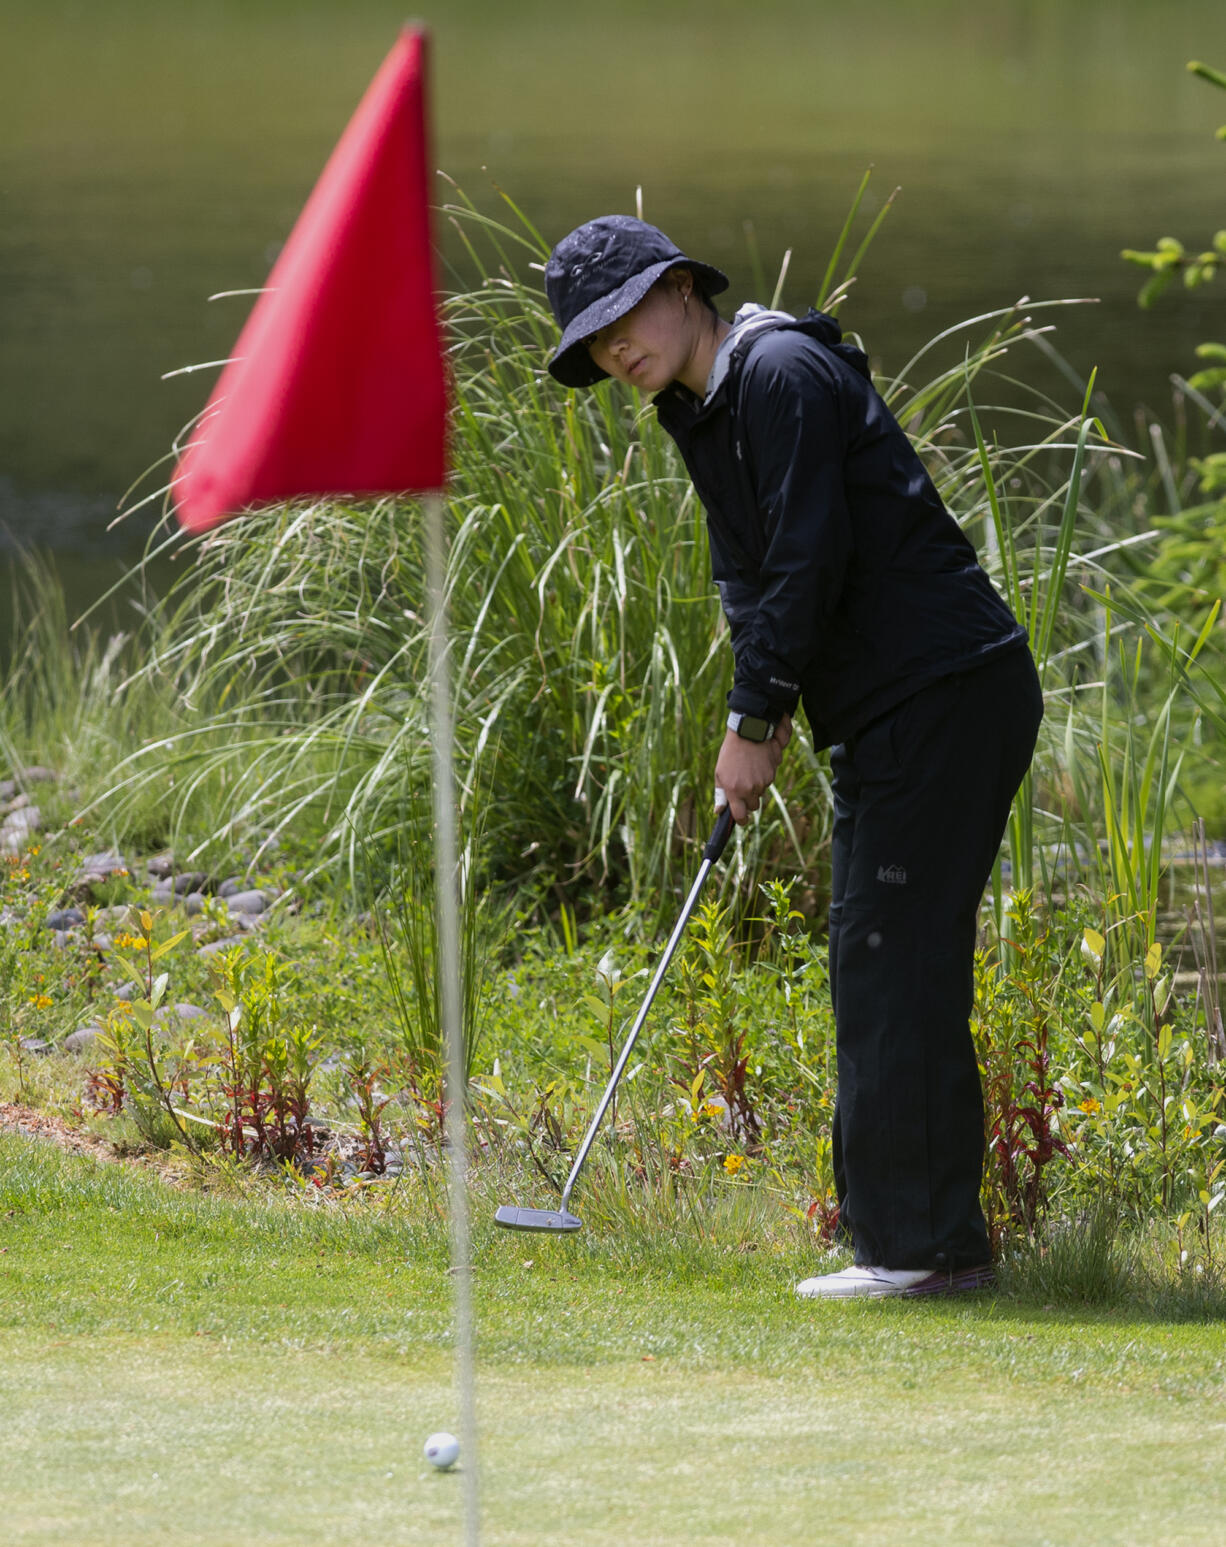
[653,309,1027,750]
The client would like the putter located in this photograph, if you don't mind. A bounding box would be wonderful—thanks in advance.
[495,799,735,1234]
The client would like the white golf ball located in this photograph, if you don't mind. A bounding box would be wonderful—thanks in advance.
[424,1431,460,1470]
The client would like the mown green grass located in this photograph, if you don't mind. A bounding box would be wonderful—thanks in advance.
[3,1135,1225,1546]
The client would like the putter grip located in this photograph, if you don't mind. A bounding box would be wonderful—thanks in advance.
[703,804,735,862]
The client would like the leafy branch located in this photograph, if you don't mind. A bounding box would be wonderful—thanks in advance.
[1121,62,1226,309]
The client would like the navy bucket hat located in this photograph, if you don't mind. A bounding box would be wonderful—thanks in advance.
[545,215,729,388]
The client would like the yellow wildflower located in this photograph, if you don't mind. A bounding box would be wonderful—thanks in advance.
[723,1154,746,1176]
[1079,1096,1100,1115]
[27,993,53,1009]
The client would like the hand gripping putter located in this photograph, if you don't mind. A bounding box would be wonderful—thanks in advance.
[495,802,735,1234]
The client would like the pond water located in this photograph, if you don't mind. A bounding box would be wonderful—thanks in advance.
[2,0,1225,617]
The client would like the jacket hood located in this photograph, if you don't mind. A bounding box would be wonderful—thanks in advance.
[704,304,795,399]
[750,307,872,385]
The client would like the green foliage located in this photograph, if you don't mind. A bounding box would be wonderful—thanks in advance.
[973,889,1226,1247]
[1077,596,1213,961]
[0,858,59,1099]
[1119,58,1226,656]
[974,892,1073,1243]
[1120,60,1226,310]
[210,947,321,1166]
[1,813,1225,1264]
[87,908,194,1149]
[58,175,1191,935]
[365,799,502,1097]
[1121,231,1226,309]
[672,901,757,1142]
[0,553,186,857]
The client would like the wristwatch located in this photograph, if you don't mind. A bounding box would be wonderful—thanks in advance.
[727,710,777,743]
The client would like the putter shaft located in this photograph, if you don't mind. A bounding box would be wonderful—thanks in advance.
[493,805,734,1234]
[558,805,734,1214]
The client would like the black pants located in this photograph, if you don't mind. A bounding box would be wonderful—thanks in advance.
[827,646,1043,1269]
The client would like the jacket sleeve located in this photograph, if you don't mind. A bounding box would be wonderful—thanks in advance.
[714,577,757,653]
[725,335,853,721]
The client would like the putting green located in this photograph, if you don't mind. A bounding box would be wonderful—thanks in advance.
[3,1331,1224,1546]
[2,1134,1225,1544]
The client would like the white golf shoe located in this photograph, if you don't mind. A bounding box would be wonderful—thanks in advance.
[795,1263,996,1299]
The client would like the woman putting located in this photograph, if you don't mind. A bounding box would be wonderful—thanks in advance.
[544,215,1043,1298]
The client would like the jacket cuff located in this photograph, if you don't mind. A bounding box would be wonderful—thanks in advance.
[727,677,800,721]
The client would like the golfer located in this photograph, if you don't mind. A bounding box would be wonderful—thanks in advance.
[544,216,1042,1298]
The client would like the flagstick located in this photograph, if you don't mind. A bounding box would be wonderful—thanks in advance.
[425,490,480,1547]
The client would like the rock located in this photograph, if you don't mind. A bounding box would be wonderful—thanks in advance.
[218,877,244,898]
[3,793,32,814]
[226,889,269,916]
[152,882,175,903]
[173,871,210,896]
[197,935,247,959]
[50,930,71,949]
[153,1001,208,1027]
[183,892,206,916]
[79,852,128,879]
[18,1038,53,1057]
[115,982,141,1002]
[65,1026,103,1054]
[19,766,57,784]
[92,933,113,952]
[146,853,174,879]
[46,908,86,931]
[0,806,41,852]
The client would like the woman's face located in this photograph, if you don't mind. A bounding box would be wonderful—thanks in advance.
[584,275,692,392]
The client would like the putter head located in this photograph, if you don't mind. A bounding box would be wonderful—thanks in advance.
[494,1204,583,1233]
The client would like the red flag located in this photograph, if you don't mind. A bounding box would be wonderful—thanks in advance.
[174,27,447,533]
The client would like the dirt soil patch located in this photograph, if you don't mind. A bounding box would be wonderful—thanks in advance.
[0,1101,185,1185]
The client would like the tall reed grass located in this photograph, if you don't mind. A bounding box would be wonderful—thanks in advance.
[5,180,1216,936]
[1,550,182,848]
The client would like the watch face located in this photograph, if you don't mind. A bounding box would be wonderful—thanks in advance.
[737,715,771,742]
